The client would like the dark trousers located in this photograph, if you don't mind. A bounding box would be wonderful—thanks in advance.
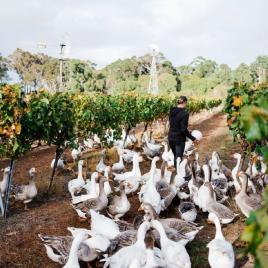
[168,140,185,169]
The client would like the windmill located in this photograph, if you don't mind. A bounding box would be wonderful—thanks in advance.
[148,44,159,94]
[37,42,47,53]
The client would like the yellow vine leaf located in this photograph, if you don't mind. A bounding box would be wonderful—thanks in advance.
[233,96,243,107]
[15,123,22,135]
[232,111,240,116]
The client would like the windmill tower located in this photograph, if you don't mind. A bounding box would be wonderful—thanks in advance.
[148,45,159,94]
[59,33,71,92]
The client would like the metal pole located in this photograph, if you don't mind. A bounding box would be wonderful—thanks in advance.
[59,58,63,91]
[148,48,159,94]
[4,159,14,218]
[59,43,66,92]
[0,194,4,216]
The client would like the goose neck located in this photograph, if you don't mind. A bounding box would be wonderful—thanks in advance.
[132,155,140,172]
[260,161,267,173]
[98,179,106,197]
[149,165,157,185]
[78,163,83,179]
[213,216,224,240]
[3,171,9,182]
[170,172,176,186]
[136,223,148,247]
[207,183,214,200]
[176,157,181,171]
[203,166,210,182]
[164,144,168,152]
[64,236,83,268]
[119,154,123,164]
[29,172,36,182]
[154,221,168,244]
[120,187,127,198]
[234,155,241,172]
[241,175,248,193]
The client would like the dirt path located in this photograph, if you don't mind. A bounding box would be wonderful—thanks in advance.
[0,112,252,268]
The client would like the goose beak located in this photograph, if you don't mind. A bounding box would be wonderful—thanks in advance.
[126,181,132,188]
[138,204,144,211]
[252,155,258,163]
[167,166,175,172]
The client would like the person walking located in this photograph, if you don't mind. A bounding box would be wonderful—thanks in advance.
[168,96,197,168]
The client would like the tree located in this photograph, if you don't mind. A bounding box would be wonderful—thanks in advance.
[214,64,233,85]
[190,56,218,78]
[233,63,254,84]
[65,59,95,92]
[177,65,194,75]
[250,56,268,83]
[0,54,9,83]
[10,48,41,90]
[9,49,60,92]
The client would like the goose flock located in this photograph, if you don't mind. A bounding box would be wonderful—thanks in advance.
[1,129,267,268]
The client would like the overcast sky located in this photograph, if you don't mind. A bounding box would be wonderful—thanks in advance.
[1,0,267,68]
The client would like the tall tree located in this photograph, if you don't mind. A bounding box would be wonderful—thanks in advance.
[65,59,106,92]
[233,63,254,84]
[214,64,233,85]
[190,56,218,78]
[9,49,60,92]
[0,53,9,83]
[250,56,268,83]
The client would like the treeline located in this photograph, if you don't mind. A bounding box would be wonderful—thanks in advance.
[1,49,268,96]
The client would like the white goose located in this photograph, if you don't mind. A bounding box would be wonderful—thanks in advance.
[90,209,120,240]
[96,150,107,173]
[161,141,174,167]
[151,220,191,268]
[108,181,131,220]
[144,135,162,154]
[197,164,212,211]
[143,236,166,268]
[39,229,97,265]
[235,172,262,217]
[63,231,89,268]
[103,221,151,268]
[120,148,135,163]
[140,157,161,214]
[68,160,85,198]
[140,156,161,197]
[72,172,99,204]
[50,157,66,170]
[102,166,112,196]
[71,146,83,163]
[114,152,142,194]
[175,157,187,187]
[68,227,110,252]
[112,148,125,172]
[207,213,235,268]
[231,153,242,192]
[13,167,38,209]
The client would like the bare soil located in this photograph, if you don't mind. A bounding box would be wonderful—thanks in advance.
[0,112,253,268]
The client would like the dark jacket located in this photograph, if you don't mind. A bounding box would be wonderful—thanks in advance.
[168,107,196,143]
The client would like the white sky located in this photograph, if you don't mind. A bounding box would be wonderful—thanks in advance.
[1,0,267,68]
